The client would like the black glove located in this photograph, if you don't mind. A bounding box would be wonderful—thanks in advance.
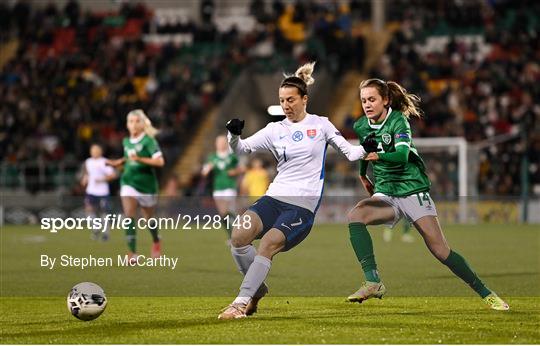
[361,132,379,153]
[226,119,245,136]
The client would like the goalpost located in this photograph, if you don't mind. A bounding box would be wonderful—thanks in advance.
[413,137,468,198]
[327,137,470,223]
[413,137,468,223]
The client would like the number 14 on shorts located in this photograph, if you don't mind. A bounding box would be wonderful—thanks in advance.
[416,192,432,206]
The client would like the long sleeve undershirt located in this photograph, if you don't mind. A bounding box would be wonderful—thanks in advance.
[359,145,411,175]
[378,145,410,163]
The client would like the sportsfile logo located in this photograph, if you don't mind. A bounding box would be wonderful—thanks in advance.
[41,214,131,233]
[40,214,252,233]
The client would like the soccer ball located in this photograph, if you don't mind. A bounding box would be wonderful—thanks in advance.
[66,282,107,321]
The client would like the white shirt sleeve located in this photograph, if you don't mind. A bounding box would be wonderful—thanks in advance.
[104,164,115,176]
[228,123,273,154]
[323,118,366,161]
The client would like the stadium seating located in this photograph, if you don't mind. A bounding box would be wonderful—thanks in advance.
[350,0,539,196]
[1,0,537,197]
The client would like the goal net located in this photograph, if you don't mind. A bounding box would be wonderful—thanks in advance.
[322,137,471,223]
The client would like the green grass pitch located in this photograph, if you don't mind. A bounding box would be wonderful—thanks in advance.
[1,224,539,343]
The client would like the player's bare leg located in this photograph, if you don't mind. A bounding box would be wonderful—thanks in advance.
[414,216,509,310]
[121,196,138,263]
[85,201,99,240]
[215,196,236,242]
[141,206,160,258]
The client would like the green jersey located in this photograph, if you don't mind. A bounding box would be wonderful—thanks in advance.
[121,134,161,194]
[207,152,238,191]
[353,108,430,197]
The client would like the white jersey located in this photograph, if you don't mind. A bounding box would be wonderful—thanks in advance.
[85,157,115,196]
[228,114,366,213]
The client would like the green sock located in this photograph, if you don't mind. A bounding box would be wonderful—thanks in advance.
[403,221,411,235]
[148,225,160,243]
[125,218,136,253]
[349,222,380,283]
[442,250,491,298]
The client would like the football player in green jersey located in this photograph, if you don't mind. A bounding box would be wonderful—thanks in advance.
[108,109,165,262]
[201,135,244,240]
[346,78,509,311]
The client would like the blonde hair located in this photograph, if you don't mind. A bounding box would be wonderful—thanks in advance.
[294,61,315,86]
[127,109,159,137]
[280,61,316,96]
[359,78,423,118]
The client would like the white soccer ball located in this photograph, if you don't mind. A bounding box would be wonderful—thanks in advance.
[66,282,107,321]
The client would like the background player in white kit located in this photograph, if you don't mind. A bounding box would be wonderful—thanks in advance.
[81,143,117,240]
[218,62,369,319]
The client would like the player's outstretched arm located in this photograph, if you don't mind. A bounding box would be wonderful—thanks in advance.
[358,160,374,196]
[103,172,118,182]
[201,163,213,177]
[106,158,125,167]
[130,154,165,167]
[80,163,88,187]
[324,119,366,161]
[227,118,272,155]
[358,175,374,196]
[364,145,410,163]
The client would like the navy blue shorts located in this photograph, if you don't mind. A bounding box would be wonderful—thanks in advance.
[85,194,110,212]
[248,196,315,252]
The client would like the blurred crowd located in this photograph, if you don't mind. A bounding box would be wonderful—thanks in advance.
[1,0,538,197]
[0,1,236,168]
[344,0,539,196]
[0,0,365,194]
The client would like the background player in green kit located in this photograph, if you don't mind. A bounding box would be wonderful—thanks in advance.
[382,220,414,243]
[201,135,244,240]
[347,78,509,311]
[108,109,165,261]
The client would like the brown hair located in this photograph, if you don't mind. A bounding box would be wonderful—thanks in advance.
[359,78,423,118]
[280,62,316,97]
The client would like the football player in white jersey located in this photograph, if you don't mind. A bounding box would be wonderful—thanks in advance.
[81,144,117,240]
[218,62,369,319]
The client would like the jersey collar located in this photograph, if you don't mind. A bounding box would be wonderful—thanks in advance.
[368,107,393,129]
[217,151,229,159]
[129,132,145,144]
[284,113,311,125]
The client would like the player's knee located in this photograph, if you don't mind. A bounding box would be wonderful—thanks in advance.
[230,224,253,247]
[257,240,283,258]
[124,210,137,218]
[258,232,285,258]
[348,205,370,224]
[230,230,248,248]
[431,245,450,262]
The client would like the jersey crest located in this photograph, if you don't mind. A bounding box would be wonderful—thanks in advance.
[307,129,317,138]
[292,131,304,142]
[382,133,392,145]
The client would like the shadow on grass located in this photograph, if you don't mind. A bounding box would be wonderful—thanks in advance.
[429,271,539,279]
[2,317,221,339]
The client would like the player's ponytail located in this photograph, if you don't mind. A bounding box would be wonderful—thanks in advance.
[294,62,315,86]
[280,61,316,96]
[386,81,423,119]
[359,79,423,119]
[127,109,159,138]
